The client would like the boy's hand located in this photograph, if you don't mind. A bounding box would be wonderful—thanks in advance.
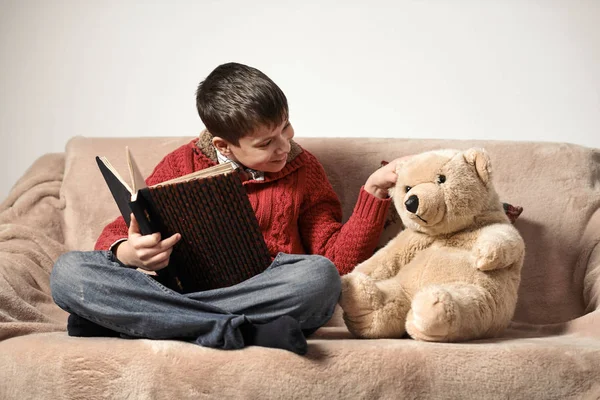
[114,214,181,271]
[364,156,413,199]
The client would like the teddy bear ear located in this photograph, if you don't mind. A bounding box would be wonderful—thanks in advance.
[393,154,414,174]
[463,148,492,185]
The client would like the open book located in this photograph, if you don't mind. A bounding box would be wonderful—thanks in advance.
[96,147,272,293]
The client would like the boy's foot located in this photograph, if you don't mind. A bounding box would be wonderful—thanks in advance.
[240,316,308,355]
[67,313,120,338]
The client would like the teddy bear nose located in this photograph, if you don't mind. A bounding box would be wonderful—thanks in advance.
[405,195,419,213]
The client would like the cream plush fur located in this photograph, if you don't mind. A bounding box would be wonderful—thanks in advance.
[339,148,525,342]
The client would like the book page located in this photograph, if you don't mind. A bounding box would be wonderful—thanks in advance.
[151,162,235,187]
[126,147,148,196]
[98,156,133,194]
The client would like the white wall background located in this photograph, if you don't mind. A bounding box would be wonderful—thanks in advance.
[1,0,599,200]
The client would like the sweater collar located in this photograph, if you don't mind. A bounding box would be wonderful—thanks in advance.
[194,130,305,182]
[216,148,265,181]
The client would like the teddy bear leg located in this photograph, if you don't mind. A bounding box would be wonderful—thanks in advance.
[339,272,410,339]
[406,283,505,342]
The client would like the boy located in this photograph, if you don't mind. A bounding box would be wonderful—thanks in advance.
[50,62,400,355]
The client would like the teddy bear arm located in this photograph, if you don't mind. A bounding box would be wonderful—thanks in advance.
[353,245,399,278]
[474,224,525,271]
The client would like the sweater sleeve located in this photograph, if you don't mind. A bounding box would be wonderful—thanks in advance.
[298,156,391,275]
[94,148,186,251]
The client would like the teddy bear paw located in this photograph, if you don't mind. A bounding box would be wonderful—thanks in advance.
[339,272,385,338]
[474,236,521,271]
[339,273,384,313]
[474,242,503,271]
[406,287,457,342]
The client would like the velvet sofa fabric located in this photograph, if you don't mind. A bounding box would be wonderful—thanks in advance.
[1,136,599,399]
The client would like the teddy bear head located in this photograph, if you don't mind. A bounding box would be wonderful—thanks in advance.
[391,148,502,236]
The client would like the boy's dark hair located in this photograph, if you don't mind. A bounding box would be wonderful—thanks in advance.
[196,62,289,145]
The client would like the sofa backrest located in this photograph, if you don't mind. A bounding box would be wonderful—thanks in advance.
[61,136,600,326]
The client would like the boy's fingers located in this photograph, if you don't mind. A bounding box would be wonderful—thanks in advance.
[138,234,179,260]
[160,233,182,250]
[386,160,399,170]
[385,171,398,186]
[133,232,162,249]
[374,166,399,186]
[129,213,140,235]
[143,252,171,271]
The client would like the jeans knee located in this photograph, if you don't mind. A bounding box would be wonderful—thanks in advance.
[51,253,73,307]
[286,256,340,329]
[51,252,76,287]
[50,251,97,309]
[303,255,341,306]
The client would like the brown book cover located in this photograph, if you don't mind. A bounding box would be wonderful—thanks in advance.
[96,147,272,293]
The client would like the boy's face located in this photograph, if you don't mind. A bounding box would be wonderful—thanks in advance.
[214,119,294,173]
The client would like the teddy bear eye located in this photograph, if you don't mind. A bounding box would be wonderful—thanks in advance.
[405,186,412,193]
[437,175,446,184]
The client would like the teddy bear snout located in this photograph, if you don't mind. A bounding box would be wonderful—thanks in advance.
[405,195,419,213]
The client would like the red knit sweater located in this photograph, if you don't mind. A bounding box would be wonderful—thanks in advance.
[95,138,391,275]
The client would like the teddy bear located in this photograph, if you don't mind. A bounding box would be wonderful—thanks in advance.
[338,148,525,342]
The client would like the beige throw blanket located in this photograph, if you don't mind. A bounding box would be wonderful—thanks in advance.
[0,153,67,341]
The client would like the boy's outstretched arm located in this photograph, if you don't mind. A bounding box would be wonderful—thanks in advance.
[299,154,405,275]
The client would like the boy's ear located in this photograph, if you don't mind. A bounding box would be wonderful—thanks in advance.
[212,136,231,155]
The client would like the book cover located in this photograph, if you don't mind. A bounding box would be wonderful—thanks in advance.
[96,147,272,293]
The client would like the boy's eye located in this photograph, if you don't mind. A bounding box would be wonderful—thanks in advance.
[258,140,272,148]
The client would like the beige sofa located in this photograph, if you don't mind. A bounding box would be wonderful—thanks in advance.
[1,136,599,399]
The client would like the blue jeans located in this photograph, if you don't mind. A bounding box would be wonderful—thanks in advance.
[50,251,341,350]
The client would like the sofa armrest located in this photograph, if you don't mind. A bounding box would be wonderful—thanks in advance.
[560,208,600,336]
[584,242,600,314]
[0,153,69,341]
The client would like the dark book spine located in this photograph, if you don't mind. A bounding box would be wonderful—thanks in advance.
[129,190,161,236]
[144,185,187,292]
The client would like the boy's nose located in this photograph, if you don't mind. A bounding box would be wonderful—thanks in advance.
[278,137,292,154]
